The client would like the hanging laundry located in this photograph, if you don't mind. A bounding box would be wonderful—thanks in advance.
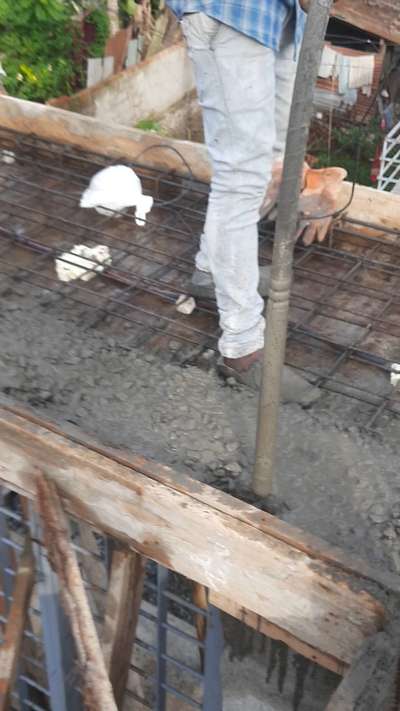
[349,53,375,93]
[318,45,338,79]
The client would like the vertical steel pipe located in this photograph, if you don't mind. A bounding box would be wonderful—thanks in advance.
[253,0,334,496]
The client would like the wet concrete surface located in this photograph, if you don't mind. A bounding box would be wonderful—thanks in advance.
[1,282,399,576]
[2,280,400,708]
[1,136,400,708]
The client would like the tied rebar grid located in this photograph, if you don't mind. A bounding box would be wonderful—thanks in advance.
[0,490,223,711]
[0,127,399,430]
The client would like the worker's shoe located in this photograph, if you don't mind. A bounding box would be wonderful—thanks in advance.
[218,349,321,407]
[188,266,271,301]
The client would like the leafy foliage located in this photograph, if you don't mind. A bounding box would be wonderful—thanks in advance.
[119,0,137,26]
[0,0,81,102]
[85,7,110,58]
[312,119,381,187]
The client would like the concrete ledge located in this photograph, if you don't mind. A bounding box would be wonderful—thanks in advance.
[0,94,211,181]
[48,43,195,127]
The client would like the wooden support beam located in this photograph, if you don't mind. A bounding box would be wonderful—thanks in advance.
[0,397,397,597]
[102,544,146,709]
[35,473,118,711]
[0,538,34,711]
[192,583,208,671]
[331,0,400,45]
[0,406,390,675]
[210,592,347,675]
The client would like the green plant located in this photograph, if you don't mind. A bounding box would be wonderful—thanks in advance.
[85,7,110,57]
[0,0,82,102]
[119,0,137,26]
[136,118,163,133]
[312,119,381,187]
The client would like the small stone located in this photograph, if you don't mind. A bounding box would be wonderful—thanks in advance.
[391,502,400,520]
[227,377,237,387]
[201,451,216,466]
[226,442,239,454]
[225,462,242,477]
[368,502,389,524]
[212,441,225,457]
[185,419,197,431]
[382,525,396,541]
[64,355,80,365]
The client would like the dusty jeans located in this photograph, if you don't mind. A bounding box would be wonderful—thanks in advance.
[181,13,297,358]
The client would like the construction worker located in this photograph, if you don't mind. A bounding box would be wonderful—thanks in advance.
[166,1,344,405]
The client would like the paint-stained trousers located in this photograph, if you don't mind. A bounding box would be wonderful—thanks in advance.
[181,12,297,358]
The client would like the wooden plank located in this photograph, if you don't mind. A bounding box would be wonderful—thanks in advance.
[192,583,208,671]
[0,407,388,673]
[210,592,347,675]
[339,181,400,233]
[331,0,400,45]
[0,396,399,597]
[35,472,118,711]
[0,538,34,711]
[103,545,146,708]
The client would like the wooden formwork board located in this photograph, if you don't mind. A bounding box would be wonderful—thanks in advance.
[0,539,34,710]
[331,0,400,45]
[0,403,397,677]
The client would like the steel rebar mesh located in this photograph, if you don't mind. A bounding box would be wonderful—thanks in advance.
[0,127,399,430]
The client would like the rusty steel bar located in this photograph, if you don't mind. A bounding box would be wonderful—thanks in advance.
[253,0,334,497]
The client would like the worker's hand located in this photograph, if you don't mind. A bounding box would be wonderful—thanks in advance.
[260,159,309,219]
[296,167,348,246]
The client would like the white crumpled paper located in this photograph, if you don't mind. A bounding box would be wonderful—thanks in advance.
[55,244,112,283]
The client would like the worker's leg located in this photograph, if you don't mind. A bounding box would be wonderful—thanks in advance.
[182,13,276,358]
[273,15,298,161]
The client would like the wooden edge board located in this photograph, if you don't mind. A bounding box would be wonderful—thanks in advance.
[0,538,34,711]
[331,0,400,46]
[0,398,398,597]
[0,405,388,673]
[0,96,399,233]
[102,545,146,708]
[209,591,347,676]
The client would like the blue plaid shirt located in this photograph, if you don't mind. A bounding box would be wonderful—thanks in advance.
[166,1,306,53]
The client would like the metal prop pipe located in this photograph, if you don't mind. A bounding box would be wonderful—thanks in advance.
[253,0,334,496]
